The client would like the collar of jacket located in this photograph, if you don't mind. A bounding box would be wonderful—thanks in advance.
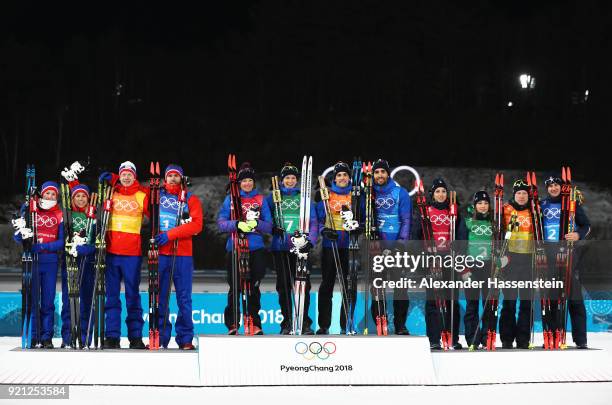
[331,182,352,195]
[240,189,259,198]
[281,186,300,195]
[374,180,396,194]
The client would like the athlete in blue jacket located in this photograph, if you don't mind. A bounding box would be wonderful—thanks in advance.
[217,163,272,335]
[541,174,591,349]
[265,163,318,334]
[369,159,412,334]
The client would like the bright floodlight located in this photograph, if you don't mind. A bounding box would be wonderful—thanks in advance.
[520,74,530,89]
[508,101,513,107]
[585,90,589,96]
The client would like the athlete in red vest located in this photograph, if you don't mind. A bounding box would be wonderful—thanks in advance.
[98,161,150,349]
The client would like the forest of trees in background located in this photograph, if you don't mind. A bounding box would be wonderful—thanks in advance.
[0,0,609,196]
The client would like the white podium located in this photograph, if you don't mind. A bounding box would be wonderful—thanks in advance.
[198,335,436,386]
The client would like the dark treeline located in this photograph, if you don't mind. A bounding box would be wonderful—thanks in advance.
[1,0,610,197]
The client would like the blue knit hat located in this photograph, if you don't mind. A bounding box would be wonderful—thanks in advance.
[41,181,59,196]
[71,184,90,198]
[165,164,184,179]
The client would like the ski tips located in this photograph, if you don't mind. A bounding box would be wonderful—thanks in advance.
[494,172,504,188]
[414,179,424,194]
[525,171,537,187]
[227,153,237,171]
[149,161,160,176]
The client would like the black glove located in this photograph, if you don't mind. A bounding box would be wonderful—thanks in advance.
[351,225,364,236]
[301,240,314,253]
[272,226,285,237]
[321,227,338,241]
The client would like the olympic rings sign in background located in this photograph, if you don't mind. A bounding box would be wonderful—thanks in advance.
[321,165,421,196]
[294,341,337,360]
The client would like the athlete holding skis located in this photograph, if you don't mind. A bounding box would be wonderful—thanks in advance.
[316,162,353,335]
[412,178,463,350]
[541,172,590,349]
[153,164,203,349]
[461,190,494,349]
[265,162,318,335]
[499,179,536,349]
[218,162,272,335]
[369,159,412,335]
[59,179,97,349]
[98,161,149,349]
[13,181,64,349]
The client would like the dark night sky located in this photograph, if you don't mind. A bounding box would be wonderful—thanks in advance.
[1,0,610,194]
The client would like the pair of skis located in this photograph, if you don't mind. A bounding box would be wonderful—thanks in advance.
[228,154,255,335]
[448,190,458,348]
[345,158,363,334]
[526,172,548,349]
[415,179,451,350]
[60,182,80,349]
[270,156,313,335]
[86,179,113,349]
[291,156,313,335]
[557,166,579,349]
[60,182,99,349]
[148,162,161,350]
[18,165,39,349]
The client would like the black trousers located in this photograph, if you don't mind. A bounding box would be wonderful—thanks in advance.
[499,253,533,346]
[464,261,492,346]
[272,250,312,330]
[543,245,588,345]
[425,291,461,345]
[318,247,351,330]
[224,249,266,329]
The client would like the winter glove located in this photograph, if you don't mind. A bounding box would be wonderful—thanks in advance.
[321,227,338,241]
[237,221,255,233]
[98,172,113,183]
[32,243,49,253]
[300,240,314,254]
[351,225,364,235]
[155,233,170,246]
[272,226,285,237]
[13,233,23,244]
[76,244,95,256]
[11,216,26,232]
